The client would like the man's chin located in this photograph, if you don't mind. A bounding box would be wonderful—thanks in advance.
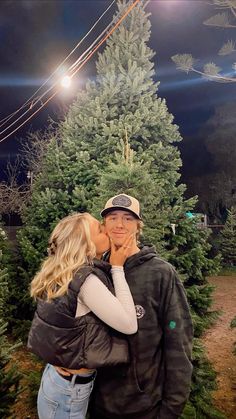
[110,238,126,248]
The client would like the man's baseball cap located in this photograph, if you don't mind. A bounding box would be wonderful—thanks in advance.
[100,193,142,220]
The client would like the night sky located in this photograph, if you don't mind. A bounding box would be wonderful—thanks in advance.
[0,0,235,182]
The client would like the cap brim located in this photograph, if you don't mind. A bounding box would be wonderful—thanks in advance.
[100,206,141,220]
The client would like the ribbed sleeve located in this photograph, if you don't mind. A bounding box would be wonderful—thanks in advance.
[77,267,137,334]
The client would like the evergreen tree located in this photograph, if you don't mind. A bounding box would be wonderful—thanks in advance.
[18,1,222,417]
[18,0,183,279]
[0,228,21,418]
[94,141,222,419]
[0,225,13,279]
[92,136,168,254]
[218,207,236,266]
[0,225,18,327]
[167,214,221,337]
[0,317,21,418]
[184,339,225,419]
[0,222,31,339]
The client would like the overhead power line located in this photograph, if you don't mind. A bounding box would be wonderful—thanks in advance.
[0,0,141,145]
[0,0,120,138]
[0,0,117,130]
[0,0,140,144]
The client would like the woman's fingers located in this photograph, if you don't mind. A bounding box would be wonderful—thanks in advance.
[110,233,136,265]
[122,233,135,248]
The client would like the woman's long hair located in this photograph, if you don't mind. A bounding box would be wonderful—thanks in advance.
[30,213,96,300]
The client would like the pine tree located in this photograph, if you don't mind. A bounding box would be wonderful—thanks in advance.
[18,0,183,279]
[0,230,21,418]
[0,222,32,339]
[93,140,222,419]
[0,263,9,322]
[0,225,17,326]
[218,207,236,266]
[167,215,221,336]
[92,135,169,254]
[18,1,222,417]
[0,317,22,418]
[62,0,183,202]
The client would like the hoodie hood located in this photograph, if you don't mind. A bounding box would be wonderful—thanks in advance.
[124,245,157,270]
[103,245,157,270]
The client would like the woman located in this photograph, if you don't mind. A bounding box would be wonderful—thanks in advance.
[28,212,137,419]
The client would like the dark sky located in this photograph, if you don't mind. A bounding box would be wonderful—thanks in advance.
[0,0,235,181]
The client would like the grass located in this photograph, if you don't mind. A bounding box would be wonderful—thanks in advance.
[230,316,236,329]
[218,266,236,276]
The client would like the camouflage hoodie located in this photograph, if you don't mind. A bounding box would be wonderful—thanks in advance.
[91,246,193,419]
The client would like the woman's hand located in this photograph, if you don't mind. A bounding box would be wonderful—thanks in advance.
[109,234,135,266]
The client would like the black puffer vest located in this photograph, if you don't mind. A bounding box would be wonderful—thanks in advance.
[27,259,129,369]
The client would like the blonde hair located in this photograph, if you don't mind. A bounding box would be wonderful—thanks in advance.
[136,220,144,241]
[30,213,96,301]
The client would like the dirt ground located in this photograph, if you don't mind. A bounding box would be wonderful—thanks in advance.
[202,276,236,419]
[9,276,236,419]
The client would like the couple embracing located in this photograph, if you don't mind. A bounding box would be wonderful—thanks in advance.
[28,193,193,419]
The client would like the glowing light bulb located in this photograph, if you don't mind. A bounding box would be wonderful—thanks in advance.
[61,75,71,88]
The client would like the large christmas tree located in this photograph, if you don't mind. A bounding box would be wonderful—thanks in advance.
[17,1,222,417]
[18,0,183,278]
[0,226,21,418]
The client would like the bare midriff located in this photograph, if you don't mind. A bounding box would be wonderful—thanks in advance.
[54,366,95,376]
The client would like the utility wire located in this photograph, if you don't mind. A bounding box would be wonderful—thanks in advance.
[0,0,125,137]
[0,0,141,144]
[0,3,119,137]
[0,0,116,129]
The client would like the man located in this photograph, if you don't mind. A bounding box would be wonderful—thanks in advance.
[90,193,193,419]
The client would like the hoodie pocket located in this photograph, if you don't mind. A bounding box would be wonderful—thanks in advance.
[133,358,145,393]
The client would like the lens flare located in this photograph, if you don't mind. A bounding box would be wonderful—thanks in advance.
[61,76,71,88]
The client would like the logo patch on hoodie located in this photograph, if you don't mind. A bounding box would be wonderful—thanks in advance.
[135,305,146,319]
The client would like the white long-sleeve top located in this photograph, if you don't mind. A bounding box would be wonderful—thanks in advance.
[76,266,138,335]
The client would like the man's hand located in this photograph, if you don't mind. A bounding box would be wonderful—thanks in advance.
[109,234,135,266]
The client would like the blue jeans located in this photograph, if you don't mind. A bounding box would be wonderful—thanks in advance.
[37,364,95,419]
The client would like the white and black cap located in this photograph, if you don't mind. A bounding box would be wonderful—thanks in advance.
[100,193,142,220]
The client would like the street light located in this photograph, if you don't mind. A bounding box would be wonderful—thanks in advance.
[61,75,71,88]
